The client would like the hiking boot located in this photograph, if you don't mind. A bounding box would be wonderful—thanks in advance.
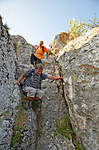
[24,101,29,110]
[28,100,32,108]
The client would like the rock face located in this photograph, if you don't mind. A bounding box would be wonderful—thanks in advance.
[49,32,69,56]
[12,35,35,65]
[36,58,75,150]
[58,27,99,59]
[11,56,75,150]
[1,14,99,150]
[50,27,99,58]
[12,35,36,79]
[58,33,99,150]
[0,17,19,149]
[0,17,75,150]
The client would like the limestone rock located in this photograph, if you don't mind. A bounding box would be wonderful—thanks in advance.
[58,33,99,150]
[58,27,99,59]
[0,17,19,150]
[37,56,75,150]
[49,32,69,56]
[2,14,99,150]
[12,109,37,150]
[12,35,34,65]
[0,17,75,150]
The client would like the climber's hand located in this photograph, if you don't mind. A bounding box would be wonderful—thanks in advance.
[15,80,20,85]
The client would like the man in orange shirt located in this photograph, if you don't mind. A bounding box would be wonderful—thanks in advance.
[30,41,50,66]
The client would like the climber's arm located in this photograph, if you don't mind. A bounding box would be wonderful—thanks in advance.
[30,45,37,56]
[15,75,24,85]
[47,74,63,80]
[46,51,50,60]
[31,44,36,49]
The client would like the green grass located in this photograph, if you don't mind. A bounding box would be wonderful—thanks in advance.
[32,100,41,112]
[53,115,73,140]
[10,133,21,149]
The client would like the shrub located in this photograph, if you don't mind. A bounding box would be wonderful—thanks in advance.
[53,115,74,140]
[66,13,99,43]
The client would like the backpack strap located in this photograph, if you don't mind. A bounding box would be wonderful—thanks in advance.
[23,69,42,87]
[42,46,44,53]
[40,72,42,78]
[29,69,35,77]
[36,45,39,49]
[36,46,44,54]
[29,69,42,78]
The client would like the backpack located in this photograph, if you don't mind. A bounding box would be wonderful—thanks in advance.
[36,46,44,54]
[23,69,42,89]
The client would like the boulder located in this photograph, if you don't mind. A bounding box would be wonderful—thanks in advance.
[49,32,69,56]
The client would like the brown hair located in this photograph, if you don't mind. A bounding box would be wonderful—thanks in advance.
[41,41,43,44]
[35,63,43,70]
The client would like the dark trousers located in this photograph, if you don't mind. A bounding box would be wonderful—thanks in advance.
[30,54,42,66]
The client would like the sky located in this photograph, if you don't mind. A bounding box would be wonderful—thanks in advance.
[0,0,99,48]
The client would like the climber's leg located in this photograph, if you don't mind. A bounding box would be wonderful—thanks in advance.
[36,89,45,99]
[35,57,42,65]
[24,87,36,97]
[24,87,36,109]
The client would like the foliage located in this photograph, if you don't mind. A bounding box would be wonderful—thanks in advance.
[0,15,2,20]
[0,15,3,24]
[36,129,42,138]
[53,115,74,140]
[15,109,26,128]
[53,115,82,150]
[73,140,82,150]
[66,13,99,43]
[10,93,26,149]
[15,94,27,127]
[32,100,41,112]
[10,123,25,149]
[4,23,9,32]
[67,18,86,42]
[10,133,21,149]
[87,13,99,29]
[49,50,53,55]
[13,37,19,56]
[26,43,30,45]
[1,110,10,118]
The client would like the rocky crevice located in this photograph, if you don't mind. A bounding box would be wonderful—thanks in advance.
[34,100,42,150]
[11,56,77,150]
[1,16,99,149]
[57,66,83,149]
[12,58,76,150]
[57,33,99,150]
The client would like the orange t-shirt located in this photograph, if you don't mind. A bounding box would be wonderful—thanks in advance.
[34,46,48,60]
